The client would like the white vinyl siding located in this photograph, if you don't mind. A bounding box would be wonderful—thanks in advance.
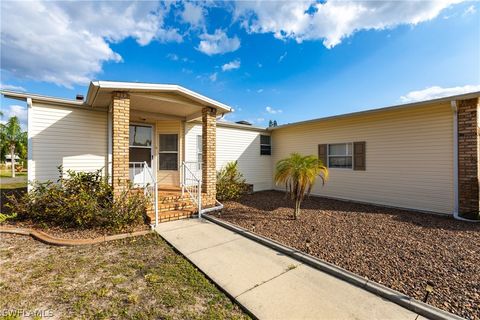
[29,103,108,182]
[271,102,454,214]
[185,123,273,191]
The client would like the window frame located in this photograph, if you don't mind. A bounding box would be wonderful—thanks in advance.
[327,142,353,169]
[260,134,272,156]
[158,133,179,171]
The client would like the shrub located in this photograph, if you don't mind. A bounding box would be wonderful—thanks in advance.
[216,161,247,201]
[6,167,147,231]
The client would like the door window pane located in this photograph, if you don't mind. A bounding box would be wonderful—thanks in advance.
[129,125,152,147]
[159,153,178,170]
[160,134,178,151]
[159,134,178,171]
[129,148,151,166]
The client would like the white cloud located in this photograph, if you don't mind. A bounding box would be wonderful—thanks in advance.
[221,60,241,71]
[209,72,218,82]
[266,106,282,114]
[1,105,28,129]
[0,83,26,92]
[235,1,463,48]
[181,2,205,28]
[257,89,264,93]
[166,53,179,61]
[278,52,287,62]
[1,1,181,87]
[400,85,480,103]
[197,29,241,55]
[464,5,476,15]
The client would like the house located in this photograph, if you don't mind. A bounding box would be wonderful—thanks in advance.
[4,154,21,167]
[1,81,479,224]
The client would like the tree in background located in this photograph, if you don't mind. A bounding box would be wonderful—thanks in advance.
[268,120,278,127]
[275,153,328,219]
[0,116,27,177]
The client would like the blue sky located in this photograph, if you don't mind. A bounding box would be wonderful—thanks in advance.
[1,1,479,129]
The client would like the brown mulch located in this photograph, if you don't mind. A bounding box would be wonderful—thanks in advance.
[214,191,480,320]
[0,220,150,240]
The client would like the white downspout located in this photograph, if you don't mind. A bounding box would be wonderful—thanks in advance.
[26,97,33,192]
[451,100,479,222]
[107,105,113,183]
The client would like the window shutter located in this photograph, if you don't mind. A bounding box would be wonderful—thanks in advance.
[353,141,366,171]
[318,144,327,166]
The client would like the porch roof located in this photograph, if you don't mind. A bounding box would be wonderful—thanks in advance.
[88,81,232,116]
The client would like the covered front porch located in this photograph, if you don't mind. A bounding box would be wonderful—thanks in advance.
[87,81,232,224]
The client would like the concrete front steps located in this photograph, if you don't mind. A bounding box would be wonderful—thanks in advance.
[146,187,198,224]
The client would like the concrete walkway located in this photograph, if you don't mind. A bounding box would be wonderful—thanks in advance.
[156,219,422,320]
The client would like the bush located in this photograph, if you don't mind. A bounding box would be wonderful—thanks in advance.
[216,161,247,201]
[6,167,147,231]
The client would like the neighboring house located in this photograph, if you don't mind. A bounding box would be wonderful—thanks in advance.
[1,81,479,222]
[4,154,21,167]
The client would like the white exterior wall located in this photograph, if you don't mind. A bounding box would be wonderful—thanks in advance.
[271,102,454,214]
[29,103,108,182]
[185,123,273,191]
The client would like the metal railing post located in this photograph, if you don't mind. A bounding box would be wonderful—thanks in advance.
[181,163,185,197]
[154,181,158,226]
[198,180,202,219]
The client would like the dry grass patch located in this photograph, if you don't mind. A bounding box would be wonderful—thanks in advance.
[0,233,248,319]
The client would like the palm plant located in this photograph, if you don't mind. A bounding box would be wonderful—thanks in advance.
[275,153,328,220]
[0,116,27,177]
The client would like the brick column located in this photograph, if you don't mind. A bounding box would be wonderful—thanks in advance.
[457,97,480,214]
[202,107,216,207]
[112,92,130,196]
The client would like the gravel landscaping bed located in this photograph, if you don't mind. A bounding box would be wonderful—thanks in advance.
[214,191,480,320]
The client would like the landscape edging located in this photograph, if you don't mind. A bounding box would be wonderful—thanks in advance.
[0,226,152,246]
[203,213,465,320]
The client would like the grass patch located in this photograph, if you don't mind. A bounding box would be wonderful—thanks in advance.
[0,182,27,190]
[0,169,27,178]
[0,233,249,319]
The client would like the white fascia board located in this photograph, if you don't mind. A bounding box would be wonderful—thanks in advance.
[1,90,84,107]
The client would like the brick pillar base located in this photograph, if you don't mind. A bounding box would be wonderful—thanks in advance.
[457,97,479,214]
[202,107,217,207]
[112,92,130,197]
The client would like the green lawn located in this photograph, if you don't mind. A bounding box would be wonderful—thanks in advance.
[0,233,249,319]
[0,169,27,178]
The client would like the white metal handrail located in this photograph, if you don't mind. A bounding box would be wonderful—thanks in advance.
[181,161,202,218]
[129,161,158,226]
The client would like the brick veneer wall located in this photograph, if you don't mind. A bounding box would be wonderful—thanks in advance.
[112,92,130,196]
[202,107,217,207]
[457,97,480,214]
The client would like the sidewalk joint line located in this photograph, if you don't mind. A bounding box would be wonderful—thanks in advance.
[234,263,303,299]
[186,236,243,255]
